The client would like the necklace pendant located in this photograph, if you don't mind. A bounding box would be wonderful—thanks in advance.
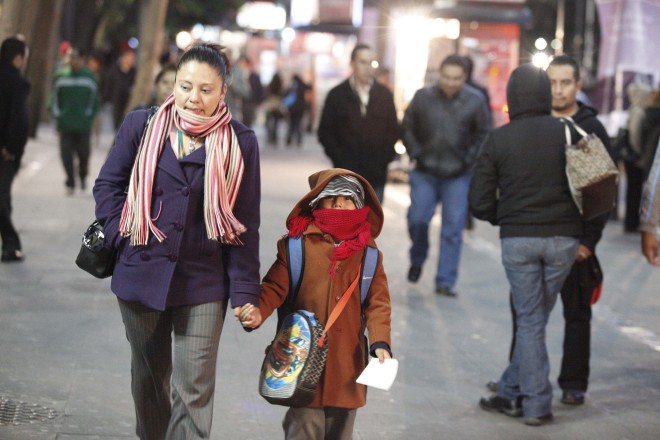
[188,138,196,153]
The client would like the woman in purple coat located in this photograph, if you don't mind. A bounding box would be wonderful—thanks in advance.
[93,42,261,440]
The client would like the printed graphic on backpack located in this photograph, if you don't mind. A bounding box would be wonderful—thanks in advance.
[258,310,327,407]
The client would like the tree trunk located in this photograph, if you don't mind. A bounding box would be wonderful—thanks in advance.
[0,0,21,40]
[26,0,66,137]
[127,0,170,111]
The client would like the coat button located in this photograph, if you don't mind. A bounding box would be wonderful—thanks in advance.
[168,254,177,262]
[181,187,190,196]
[336,296,341,301]
[140,252,150,261]
[173,222,183,231]
[155,187,163,196]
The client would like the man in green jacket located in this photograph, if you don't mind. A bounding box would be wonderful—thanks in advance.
[50,47,100,195]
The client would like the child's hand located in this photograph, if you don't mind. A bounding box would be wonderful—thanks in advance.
[234,303,262,328]
[375,348,391,364]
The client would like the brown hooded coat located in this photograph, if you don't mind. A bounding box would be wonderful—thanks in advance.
[259,168,392,409]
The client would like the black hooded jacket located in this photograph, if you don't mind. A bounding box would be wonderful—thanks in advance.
[0,59,30,163]
[468,64,582,238]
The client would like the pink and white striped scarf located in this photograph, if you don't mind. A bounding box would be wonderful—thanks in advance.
[119,94,246,246]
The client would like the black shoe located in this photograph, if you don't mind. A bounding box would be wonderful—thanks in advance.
[479,395,522,417]
[1,249,25,263]
[436,286,458,297]
[523,413,553,426]
[407,265,422,283]
[561,390,585,405]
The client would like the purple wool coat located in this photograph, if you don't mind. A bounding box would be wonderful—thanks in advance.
[93,109,261,311]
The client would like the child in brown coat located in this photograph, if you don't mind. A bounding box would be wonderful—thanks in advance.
[241,168,392,439]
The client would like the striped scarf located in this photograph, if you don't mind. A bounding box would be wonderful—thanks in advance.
[119,94,245,246]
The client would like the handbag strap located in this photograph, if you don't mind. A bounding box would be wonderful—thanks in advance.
[318,271,360,348]
[561,116,589,144]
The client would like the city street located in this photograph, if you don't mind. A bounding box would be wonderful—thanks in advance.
[1,111,659,440]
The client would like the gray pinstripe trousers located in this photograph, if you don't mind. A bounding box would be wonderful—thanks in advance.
[118,298,228,440]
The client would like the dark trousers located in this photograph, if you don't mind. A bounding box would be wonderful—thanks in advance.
[557,263,592,392]
[266,110,282,145]
[0,159,21,252]
[507,261,592,392]
[287,112,304,147]
[59,131,91,189]
[624,161,644,232]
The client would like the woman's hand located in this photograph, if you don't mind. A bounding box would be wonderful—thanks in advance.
[234,303,262,328]
[375,348,392,364]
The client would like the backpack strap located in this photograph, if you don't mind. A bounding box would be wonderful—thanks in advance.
[287,236,378,306]
[359,246,379,304]
[286,236,304,305]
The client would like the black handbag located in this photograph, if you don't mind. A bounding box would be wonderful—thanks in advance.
[75,107,158,279]
[75,220,116,278]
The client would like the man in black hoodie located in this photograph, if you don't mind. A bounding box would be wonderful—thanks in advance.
[546,55,610,406]
[469,64,582,426]
[0,37,30,263]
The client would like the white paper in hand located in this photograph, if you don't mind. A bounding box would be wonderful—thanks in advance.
[356,358,398,391]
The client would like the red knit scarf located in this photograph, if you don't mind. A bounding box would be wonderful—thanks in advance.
[288,207,371,277]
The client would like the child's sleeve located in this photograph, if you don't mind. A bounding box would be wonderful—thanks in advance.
[363,251,392,355]
[258,237,292,323]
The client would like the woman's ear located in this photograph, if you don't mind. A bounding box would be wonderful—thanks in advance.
[220,82,228,102]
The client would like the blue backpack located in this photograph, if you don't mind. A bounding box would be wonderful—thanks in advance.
[284,235,379,310]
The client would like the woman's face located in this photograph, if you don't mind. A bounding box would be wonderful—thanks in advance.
[174,60,227,116]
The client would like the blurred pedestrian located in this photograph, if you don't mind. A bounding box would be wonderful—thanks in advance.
[93,42,261,440]
[239,56,264,128]
[547,54,611,406]
[470,64,582,426]
[641,89,660,174]
[621,82,653,233]
[640,139,660,266]
[105,46,136,130]
[463,55,492,126]
[0,36,30,263]
[50,47,100,195]
[318,44,399,202]
[283,73,310,148]
[402,54,489,296]
[223,52,249,119]
[264,71,284,146]
[134,62,177,109]
[86,50,107,149]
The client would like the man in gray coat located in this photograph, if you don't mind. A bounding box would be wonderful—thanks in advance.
[402,54,489,296]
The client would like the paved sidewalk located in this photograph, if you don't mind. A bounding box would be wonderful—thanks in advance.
[1,118,659,439]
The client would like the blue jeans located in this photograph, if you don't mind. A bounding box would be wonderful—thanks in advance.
[407,169,470,289]
[497,236,579,417]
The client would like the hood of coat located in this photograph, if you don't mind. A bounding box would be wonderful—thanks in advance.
[286,168,384,238]
[506,64,551,120]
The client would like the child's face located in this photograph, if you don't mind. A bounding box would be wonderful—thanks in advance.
[318,196,357,210]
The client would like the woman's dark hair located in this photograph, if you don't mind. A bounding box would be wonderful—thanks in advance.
[177,42,231,83]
